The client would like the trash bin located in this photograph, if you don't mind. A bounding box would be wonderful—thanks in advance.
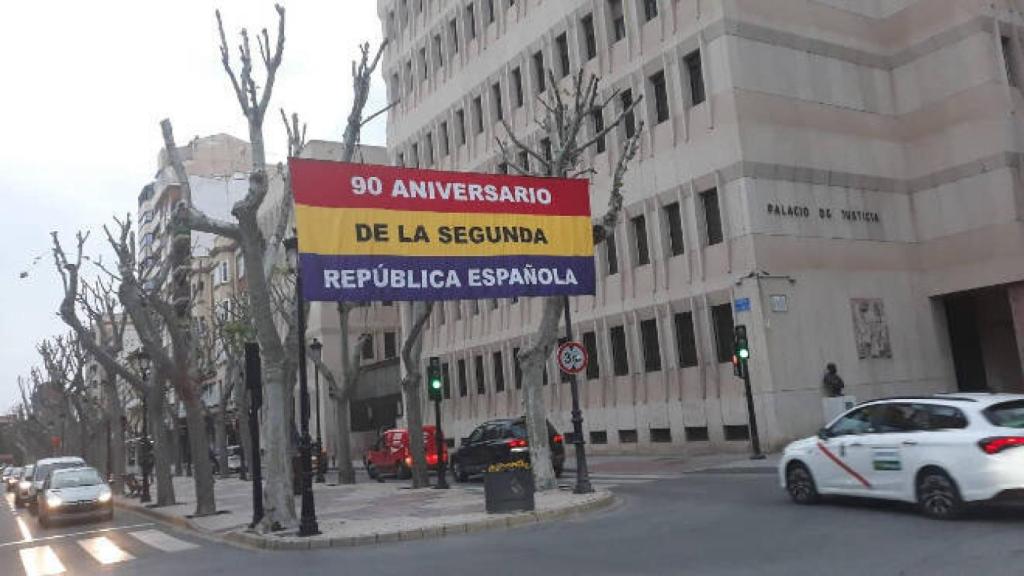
[484,461,535,513]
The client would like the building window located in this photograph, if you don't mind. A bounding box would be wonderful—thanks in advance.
[454,300,462,321]
[556,33,570,79]
[724,425,750,441]
[650,428,671,443]
[458,358,468,397]
[217,261,230,285]
[449,18,459,54]
[701,188,723,246]
[404,61,414,94]
[511,66,524,108]
[361,333,374,360]
[456,109,467,145]
[466,3,477,39]
[497,162,508,174]
[581,14,597,61]
[540,137,552,164]
[609,0,626,42]
[485,0,495,24]
[711,303,734,364]
[470,299,479,315]
[590,430,608,444]
[387,10,396,39]
[390,72,400,101]
[491,82,503,122]
[685,426,709,441]
[442,362,451,399]
[674,311,698,368]
[609,325,629,376]
[411,142,419,167]
[583,331,600,380]
[472,96,484,134]
[605,230,619,275]
[474,355,486,394]
[643,0,659,21]
[493,351,505,392]
[425,133,435,166]
[532,51,546,93]
[1003,36,1017,87]
[620,89,636,139]
[631,214,650,266]
[418,46,428,80]
[650,70,669,124]
[517,150,530,173]
[438,302,445,325]
[592,109,606,153]
[664,201,684,256]
[640,318,661,372]
[383,331,397,358]
[440,121,450,156]
[397,152,405,167]
[513,347,523,389]
[684,49,706,106]
[434,34,444,68]
[619,429,638,443]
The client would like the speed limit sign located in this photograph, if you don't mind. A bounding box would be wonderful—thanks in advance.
[556,341,588,375]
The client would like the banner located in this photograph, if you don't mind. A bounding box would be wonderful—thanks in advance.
[290,159,595,301]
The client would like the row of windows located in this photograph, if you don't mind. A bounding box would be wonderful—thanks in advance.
[588,425,749,445]
[430,301,735,400]
[390,3,706,168]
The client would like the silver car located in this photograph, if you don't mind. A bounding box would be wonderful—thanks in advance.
[38,467,113,528]
[14,465,35,507]
[28,456,85,511]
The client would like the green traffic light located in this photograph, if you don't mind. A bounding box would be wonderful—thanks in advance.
[738,349,749,359]
[431,378,442,389]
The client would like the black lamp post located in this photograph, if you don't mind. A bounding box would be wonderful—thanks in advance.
[129,348,152,504]
[284,235,320,537]
[310,337,325,484]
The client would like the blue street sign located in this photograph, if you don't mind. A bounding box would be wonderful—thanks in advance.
[734,297,751,312]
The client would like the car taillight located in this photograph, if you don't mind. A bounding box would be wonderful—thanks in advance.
[553,434,564,444]
[979,436,1024,454]
[404,457,413,467]
[507,438,528,449]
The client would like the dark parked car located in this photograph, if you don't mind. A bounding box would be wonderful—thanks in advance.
[451,418,565,482]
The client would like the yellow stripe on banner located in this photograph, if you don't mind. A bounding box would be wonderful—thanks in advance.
[295,205,594,257]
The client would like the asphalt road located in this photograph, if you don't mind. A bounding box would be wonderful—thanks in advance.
[2,469,1022,576]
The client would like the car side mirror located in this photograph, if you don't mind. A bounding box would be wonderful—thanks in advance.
[459,437,470,446]
[817,427,831,440]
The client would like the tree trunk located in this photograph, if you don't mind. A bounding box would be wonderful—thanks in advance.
[401,301,429,488]
[333,397,355,484]
[235,377,252,481]
[519,296,563,491]
[149,385,176,506]
[106,377,126,495]
[183,394,216,515]
[260,361,295,531]
[215,406,228,476]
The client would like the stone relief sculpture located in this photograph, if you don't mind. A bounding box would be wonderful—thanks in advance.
[850,298,892,359]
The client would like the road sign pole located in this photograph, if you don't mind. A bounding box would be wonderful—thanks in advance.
[562,295,593,494]
[433,397,449,489]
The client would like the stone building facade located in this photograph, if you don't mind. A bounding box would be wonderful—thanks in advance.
[380,0,1024,452]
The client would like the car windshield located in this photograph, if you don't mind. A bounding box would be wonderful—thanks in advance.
[36,461,83,482]
[984,400,1024,429]
[52,468,102,489]
[23,466,34,480]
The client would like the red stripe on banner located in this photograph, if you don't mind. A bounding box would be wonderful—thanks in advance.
[816,442,872,489]
[289,158,591,216]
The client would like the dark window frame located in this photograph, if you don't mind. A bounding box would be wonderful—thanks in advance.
[674,311,699,368]
[640,318,662,372]
[610,325,629,376]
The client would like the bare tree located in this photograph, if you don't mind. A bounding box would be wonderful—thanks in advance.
[400,301,435,488]
[52,230,178,506]
[496,70,643,490]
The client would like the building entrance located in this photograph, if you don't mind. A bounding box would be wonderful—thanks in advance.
[943,285,1024,393]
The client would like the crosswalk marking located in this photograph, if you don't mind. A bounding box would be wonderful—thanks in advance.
[18,545,65,576]
[128,529,198,552]
[78,536,134,565]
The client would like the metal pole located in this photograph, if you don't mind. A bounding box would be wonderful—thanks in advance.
[562,296,593,494]
[314,362,324,483]
[245,342,264,528]
[433,397,449,489]
[295,268,320,536]
[742,362,765,459]
[140,386,151,504]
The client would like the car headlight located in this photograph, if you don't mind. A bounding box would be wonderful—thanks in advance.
[19,481,30,490]
[98,490,112,503]
[46,494,62,509]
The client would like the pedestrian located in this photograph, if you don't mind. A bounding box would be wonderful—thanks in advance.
[823,363,845,397]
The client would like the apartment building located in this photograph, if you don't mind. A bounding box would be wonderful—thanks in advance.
[379,0,1024,452]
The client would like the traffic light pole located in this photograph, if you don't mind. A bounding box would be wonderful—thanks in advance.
[741,361,764,460]
[433,397,449,489]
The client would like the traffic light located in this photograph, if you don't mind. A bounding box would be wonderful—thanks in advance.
[733,325,749,378]
[427,356,443,402]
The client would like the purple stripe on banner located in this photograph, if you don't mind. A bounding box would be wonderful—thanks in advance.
[299,253,595,301]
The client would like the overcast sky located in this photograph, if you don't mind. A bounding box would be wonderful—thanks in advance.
[0,1,387,411]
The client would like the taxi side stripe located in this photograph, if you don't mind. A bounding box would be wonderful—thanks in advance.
[816,442,872,489]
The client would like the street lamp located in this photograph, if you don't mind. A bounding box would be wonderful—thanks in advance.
[310,337,325,484]
[128,348,152,504]
[283,235,320,537]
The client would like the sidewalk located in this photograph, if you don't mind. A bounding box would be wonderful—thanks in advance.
[115,473,613,550]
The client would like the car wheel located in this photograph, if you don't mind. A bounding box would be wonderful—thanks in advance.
[366,463,378,480]
[916,468,963,520]
[785,462,820,505]
[453,461,468,483]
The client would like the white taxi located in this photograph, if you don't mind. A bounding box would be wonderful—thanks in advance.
[780,393,1024,519]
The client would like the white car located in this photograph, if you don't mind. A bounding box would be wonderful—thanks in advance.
[780,393,1024,519]
[28,456,86,512]
[38,466,113,528]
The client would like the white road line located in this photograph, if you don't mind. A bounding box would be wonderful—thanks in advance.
[18,545,65,576]
[78,536,134,565]
[129,529,198,552]
[16,517,33,542]
[0,522,154,549]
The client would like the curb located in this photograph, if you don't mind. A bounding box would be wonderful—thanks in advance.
[221,490,617,551]
[112,498,249,549]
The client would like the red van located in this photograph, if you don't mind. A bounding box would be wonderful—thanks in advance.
[364,426,448,480]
